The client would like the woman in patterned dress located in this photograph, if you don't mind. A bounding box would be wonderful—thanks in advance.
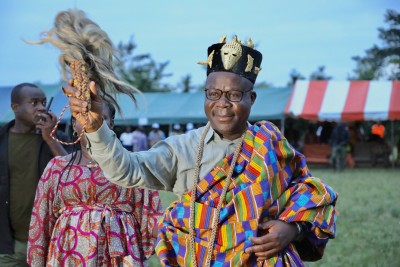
[27,102,164,266]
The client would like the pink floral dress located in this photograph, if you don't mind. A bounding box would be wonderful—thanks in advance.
[28,156,164,267]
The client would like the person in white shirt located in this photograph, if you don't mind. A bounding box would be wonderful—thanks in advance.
[119,126,134,151]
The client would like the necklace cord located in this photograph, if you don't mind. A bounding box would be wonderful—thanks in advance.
[49,104,87,145]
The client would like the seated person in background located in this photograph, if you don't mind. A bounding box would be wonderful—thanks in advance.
[27,101,164,266]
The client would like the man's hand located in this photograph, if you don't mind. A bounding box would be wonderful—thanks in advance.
[63,80,104,133]
[35,111,68,156]
[245,220,297,262]
[35,111,57,142]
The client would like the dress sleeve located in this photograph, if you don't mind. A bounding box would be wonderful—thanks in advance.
[27,158,59,266]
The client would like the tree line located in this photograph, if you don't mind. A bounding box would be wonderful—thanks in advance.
[114,9,399,92]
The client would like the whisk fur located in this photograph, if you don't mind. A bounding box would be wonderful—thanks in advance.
[27,8,139,113]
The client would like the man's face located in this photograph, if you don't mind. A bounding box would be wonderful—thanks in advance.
[12,86,47,128]
[204,72,256,140]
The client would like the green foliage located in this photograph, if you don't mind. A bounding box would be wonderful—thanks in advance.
[350,9,400,80]
[177,74,195,92]
[287,66,332,86]
[288,69,306,87]
[350,51,384,80]
[114,36,172,92]
[310,66,332,80]
[254,81,274,89]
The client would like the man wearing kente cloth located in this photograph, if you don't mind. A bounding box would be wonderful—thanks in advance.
[65,35,338,266]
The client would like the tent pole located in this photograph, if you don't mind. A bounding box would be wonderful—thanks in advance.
[391,120,395,169]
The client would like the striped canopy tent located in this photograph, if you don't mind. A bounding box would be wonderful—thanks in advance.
[285,80,400,121]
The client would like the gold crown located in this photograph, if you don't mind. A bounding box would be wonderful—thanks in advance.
[198,35,262,83]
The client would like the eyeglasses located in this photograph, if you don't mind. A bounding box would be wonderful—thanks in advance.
[204,88,253,102]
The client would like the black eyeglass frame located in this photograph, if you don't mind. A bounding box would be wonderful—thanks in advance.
[204,88,253,102]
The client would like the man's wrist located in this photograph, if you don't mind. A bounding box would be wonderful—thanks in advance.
[42,133,55,144]
[85,118,103,133]
[293,222,305,241]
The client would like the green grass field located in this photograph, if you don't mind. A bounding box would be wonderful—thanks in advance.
[149,168,400,266]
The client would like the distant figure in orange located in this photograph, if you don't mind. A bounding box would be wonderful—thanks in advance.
[371,121,389,166]
[371,121,385,141]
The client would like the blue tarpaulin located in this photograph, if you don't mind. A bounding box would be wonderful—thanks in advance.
[0,84,292,126]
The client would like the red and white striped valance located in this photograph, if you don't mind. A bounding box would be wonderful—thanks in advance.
[285,80,400,121]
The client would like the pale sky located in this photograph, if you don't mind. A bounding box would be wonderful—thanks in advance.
[0,0,398,89]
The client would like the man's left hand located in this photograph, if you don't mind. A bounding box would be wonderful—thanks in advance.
[245,220,297,262]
